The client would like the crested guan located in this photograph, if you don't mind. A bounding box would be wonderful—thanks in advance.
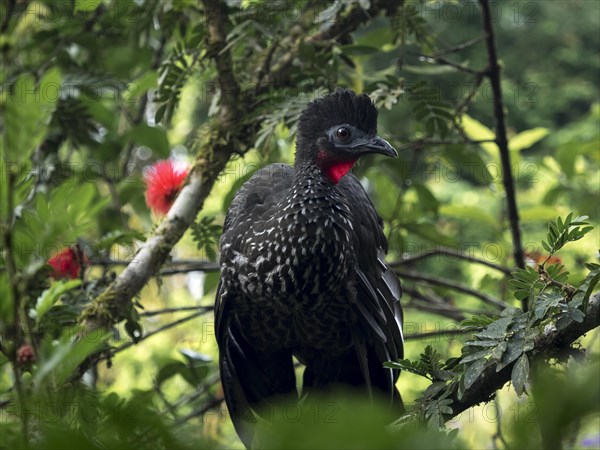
[215,89,404,447]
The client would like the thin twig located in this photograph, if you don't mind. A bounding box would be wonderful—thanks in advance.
[396,138,495,152]
[91,258,220,273]
[254,38,280,96]
[434,35,488,57]
[174,396,225,426]
[404,328,474,341]
[119,36,167,179]
[491,396,510,449]
[403,285,499,319]
[479,0,526,309]
[402,286,467,321]
[107,310,211,357]
[396,269,508,309]
[456,72,485,116]
[391,247,512,275]
[140,305,213,317]
[417,53,484,76]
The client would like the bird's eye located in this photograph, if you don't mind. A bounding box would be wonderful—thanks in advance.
[336,127,351,140]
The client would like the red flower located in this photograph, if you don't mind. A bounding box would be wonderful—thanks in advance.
[524,250,563,268]
[47,247,86,279]
[144,160,189,215]
[16,344,35,365]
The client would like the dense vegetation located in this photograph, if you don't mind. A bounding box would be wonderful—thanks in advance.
[1,1,598,449]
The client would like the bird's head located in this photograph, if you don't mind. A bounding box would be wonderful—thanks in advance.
[295,89,397,183]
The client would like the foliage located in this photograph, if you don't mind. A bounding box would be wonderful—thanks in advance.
[191,217,222,262]
[389,215,599,444]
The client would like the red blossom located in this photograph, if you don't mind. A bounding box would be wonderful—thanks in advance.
[524,250,563,268]
[16,344,35,365]
[144,160,190,215]
[47,247,86,279]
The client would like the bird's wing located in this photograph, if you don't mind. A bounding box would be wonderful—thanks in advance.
[338,173,404,406]
[215,164,296,448]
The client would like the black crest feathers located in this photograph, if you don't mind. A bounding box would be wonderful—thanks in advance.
[298,89,378,136]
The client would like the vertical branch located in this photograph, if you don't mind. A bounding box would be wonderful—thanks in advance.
[0,0,16,34]
[479,0,526,307]
[202,0,241,126]
[1,170,29,444]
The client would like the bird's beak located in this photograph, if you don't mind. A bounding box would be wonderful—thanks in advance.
[344,135,397,158]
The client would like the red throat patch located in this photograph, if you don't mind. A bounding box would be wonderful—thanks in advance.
[317,151,357,184]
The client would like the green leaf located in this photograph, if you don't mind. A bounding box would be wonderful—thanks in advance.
[460,349,492,364]
[460,115,497,156]
[569,306,586,323]
[511,354,529,396]
[34,328,110,389]
[520,206,563,223]
[534,292,563,321]
[122,71,158,102]
[460,314,496,330]
[422,381,448,399]
[464,340,499,347]
[95,230,146,251]
[464,359,487,390]
[475,317,512,340]
[31,279,82,322]
[190,216,222,262]
[490,341,508,362]
[74,0,103,12]
[440,205,498,227]
[403,64,458,75]
[3,69,62,163]
[339,44,379,56]
[556,142,579,179]
[508,128,550,152]
[156,360,188,386]
[497,339,524,370]
[125,124,170,157]
[402,222,456,246]
[384,359,429,379]
[579,268,600,311]
[410,184,440,213]
[441,144,493,185]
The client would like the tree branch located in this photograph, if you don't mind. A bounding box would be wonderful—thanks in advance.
[479,0,526,302]
[80,0,242,328]
[440,292,600,421]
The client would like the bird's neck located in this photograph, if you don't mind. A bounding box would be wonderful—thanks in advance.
[283,163,349,217]
[315,151,357,184]
[295,152,357,185]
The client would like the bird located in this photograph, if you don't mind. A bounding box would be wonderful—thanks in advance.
[215,89,404,448]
